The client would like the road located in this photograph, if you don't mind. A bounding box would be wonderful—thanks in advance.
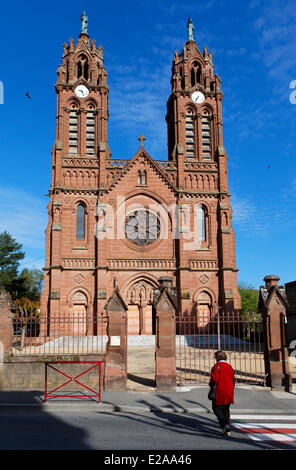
[1,408,296,452]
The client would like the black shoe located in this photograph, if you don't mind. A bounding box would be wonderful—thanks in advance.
[222,425,231,437]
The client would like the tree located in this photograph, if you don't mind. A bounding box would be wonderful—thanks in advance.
[16,268,44,301]
[0,231,25,298]
[238,282,262,340]
[238,282,259,315]
[14,297,40,349]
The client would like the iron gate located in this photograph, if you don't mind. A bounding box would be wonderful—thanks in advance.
[11,312,109,400]
[176,310,266,386]
[12,312,108,357]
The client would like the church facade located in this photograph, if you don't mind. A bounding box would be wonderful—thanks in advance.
[40,16,241,335]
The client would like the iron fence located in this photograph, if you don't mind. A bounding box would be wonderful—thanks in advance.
[176,310,266,386]
[12,313,108,357]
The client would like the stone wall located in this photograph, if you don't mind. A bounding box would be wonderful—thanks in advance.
[0,358,105,391]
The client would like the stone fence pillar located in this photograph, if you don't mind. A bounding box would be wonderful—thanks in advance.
[259,275,292,391]
[104,288,127,391]
[154,277,178,391]
[0,290,14,362]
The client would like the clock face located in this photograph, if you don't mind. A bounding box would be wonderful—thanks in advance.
[75,85,89,98]
[191,91,205,104]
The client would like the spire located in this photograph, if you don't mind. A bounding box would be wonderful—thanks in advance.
[187,18,194,42]
[80,11,88,35]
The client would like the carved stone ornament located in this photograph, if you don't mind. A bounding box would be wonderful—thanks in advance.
[199,274,209,285]
[74,273,85,284]
[50,290,60,300]
[98,290,107,299]
[181,289,190,299]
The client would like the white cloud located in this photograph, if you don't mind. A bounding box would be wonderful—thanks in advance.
[231,179,296,238]
[252,0,296,86]
[0,187,47,252]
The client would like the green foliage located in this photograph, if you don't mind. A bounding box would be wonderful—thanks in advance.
[0,231,25,296]
[238,282,262,338]
[238,282,260,315]
[15,268,44,302]
[0,231,43,301]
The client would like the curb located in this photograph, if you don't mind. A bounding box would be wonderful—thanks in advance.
[1,402,296,415]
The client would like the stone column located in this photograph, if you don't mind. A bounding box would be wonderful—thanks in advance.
[0,290,14,362]
[104,288,127,391]
[259,275,292,391]
[154,277,178,391]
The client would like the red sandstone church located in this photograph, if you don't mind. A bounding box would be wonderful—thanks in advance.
[40,14,241,335]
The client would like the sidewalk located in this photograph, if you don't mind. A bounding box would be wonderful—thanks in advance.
[0,385,295,414]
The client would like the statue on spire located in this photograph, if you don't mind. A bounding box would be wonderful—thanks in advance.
[81,11,88,34]
[187,18,194,41]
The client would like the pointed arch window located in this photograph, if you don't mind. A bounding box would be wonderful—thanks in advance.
[69,104,78,155]
[185,110,195,159]
[191,61,201,87]
[77,55,88,80]
[137,170,142,185]
[180,67,185,90]
[76,204,86,239]
[142,170,147,185]
[137,170,147,185]
[201,110,211,160]
[197,205,206,242]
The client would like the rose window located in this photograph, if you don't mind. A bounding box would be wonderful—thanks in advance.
[125,210,160,247]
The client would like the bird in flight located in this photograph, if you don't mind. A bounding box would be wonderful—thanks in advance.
[26,91,31,99]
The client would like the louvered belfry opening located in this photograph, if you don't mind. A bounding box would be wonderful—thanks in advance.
[86,107,95,155]
[185,110,195,159]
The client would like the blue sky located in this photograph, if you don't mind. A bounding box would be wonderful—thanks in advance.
[0,0,295,289]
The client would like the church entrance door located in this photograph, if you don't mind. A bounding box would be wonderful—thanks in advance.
[125,280,156,335]
[72,291,88,336]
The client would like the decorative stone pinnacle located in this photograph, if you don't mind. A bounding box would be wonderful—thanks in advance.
[138,133,146,147]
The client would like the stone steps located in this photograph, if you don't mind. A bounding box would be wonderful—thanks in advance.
[42,334,250,348]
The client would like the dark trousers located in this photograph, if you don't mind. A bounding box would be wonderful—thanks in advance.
[212,403,231,429]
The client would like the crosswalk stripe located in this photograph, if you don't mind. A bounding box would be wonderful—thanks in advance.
[250,434,296,442]
[234,423,296,430]
[230,415,296,443]
[231,415,296,420]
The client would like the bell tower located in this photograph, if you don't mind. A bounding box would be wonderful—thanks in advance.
[41,13,109,323]
[166,18,222,165]
[55,11,109,162]
[166,19,241,311]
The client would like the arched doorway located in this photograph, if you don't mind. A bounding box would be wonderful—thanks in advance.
[72,290,88,335]
[196,291,212,328]
[125,279,156,335]
[124,277,157,390]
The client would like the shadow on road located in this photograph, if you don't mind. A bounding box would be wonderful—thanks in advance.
[127,373,155,388]
[0,390,91,450]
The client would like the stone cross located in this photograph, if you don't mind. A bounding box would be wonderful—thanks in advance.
[138,133,146,147]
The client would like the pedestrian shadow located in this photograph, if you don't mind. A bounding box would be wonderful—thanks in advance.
[99,406,281,450]
[134,394,210,413]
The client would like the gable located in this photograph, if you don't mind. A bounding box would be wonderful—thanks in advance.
[104,288,127,312]
[105,149,177,196]
[259,285,288,310]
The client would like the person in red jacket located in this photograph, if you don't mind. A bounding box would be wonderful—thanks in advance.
[209,350,235,437]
